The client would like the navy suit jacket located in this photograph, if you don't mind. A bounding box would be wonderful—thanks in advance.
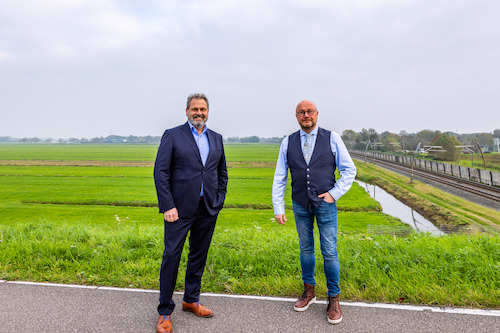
[154,122,228,218]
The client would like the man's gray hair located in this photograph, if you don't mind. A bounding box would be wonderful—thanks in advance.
[187,93,209,110]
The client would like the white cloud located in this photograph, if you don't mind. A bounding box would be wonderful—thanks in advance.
[186,0,278,30]
[1,0,499,138]
[0,0,149,63]
[86,10,142,50]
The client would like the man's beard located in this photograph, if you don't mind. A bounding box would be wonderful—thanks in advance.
[300,120,315,132]
[189,115,206,129]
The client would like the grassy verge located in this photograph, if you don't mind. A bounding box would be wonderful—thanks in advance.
[1,220,498,308]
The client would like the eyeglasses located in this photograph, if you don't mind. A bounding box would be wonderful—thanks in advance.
[296,110,317,117]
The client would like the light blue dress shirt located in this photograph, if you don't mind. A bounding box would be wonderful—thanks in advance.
[188,122,209,196]
[272,126,357,216]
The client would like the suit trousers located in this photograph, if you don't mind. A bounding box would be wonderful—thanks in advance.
[157,199,218,315]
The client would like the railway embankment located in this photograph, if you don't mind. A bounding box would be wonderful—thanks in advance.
[352,158,500,235]
[350,150,500,187]
[350,150,500,211]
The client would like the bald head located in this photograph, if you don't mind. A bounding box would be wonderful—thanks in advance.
[296,100,317,112]
[295,100,318,133]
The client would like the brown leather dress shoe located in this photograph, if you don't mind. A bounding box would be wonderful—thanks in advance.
[294,283,316,312]
[157,315,172,333]
[327,295,342,324]
[182,301,214,318]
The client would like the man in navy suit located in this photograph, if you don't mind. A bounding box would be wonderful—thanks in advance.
[154,93,228,333]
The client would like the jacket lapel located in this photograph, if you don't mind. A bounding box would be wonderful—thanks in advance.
[181,122,203,164]
[206,129,216,164]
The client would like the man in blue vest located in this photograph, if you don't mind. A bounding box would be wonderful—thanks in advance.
[154,93,228,333]
[272,100,356,324]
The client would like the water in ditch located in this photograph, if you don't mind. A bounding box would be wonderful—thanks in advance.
[355,180,445,235]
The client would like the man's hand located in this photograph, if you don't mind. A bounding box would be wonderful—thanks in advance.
[275,214,287,225]
[164,207,179,222]
[318,192,335,203]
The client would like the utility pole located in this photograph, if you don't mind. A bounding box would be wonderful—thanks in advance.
[471,138,474,168]
[410,142,421,184]
[476,143,487,170]
[364,140,372,164]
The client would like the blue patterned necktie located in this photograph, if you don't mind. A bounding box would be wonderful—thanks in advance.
[303,133,312,164]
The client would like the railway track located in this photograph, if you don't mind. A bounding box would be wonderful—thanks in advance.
[350,152,500,204]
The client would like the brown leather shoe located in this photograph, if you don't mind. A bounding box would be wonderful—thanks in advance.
[156,315,172,333]
[327,295,342,324]
[182,301,214,318]
[293,283,316,312]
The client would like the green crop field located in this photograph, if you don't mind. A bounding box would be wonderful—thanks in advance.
[0,144,158,161]
[0,143,498,308]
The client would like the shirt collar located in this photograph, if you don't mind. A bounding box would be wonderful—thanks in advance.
[188,121,208,135]
[300,126,318,137]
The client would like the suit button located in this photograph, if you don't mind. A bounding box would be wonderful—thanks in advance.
[307,181,310,184]
[307,187,310,190]
[307,174,310,177]
[307,168,310,171]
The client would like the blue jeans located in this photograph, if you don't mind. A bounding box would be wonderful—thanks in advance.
[292,200,340,296]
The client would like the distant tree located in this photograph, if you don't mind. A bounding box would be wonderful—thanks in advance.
[476,132,493,146]
[359,128,378,142]
[240,136,259,143]
[431,133,461,161]
[341,130,357,148]
[398,130,409,141]
[494,129,500,138]
[260,136,284,144]
[127,135,139,143]
[415,129,439,145]
[380,131,400,152]
[398,130,414,151]
[454,133,470,144]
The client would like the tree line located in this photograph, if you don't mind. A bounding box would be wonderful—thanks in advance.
[3,129,499,162]
[225,136,284,144]
[0,135,161,144]
[341,128,500,161]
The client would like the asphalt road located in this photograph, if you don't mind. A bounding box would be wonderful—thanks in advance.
[1,280,499,332]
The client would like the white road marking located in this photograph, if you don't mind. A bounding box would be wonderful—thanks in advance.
[2,280,498,317]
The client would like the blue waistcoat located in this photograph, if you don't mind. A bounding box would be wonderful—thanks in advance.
[287,128,337,209]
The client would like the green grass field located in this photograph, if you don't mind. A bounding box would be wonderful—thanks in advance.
[408,151,500,173]
[0,143,499,308]
[456,152,500,172]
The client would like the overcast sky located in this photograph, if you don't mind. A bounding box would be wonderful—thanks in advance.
[1,0,499,139]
